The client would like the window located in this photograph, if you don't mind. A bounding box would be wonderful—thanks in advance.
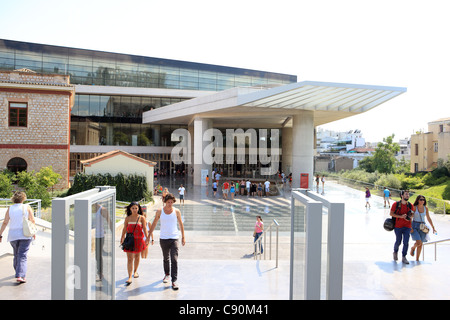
[434,142,439,152]
[9,102,28,127]
[7,157,27,173]
[415,144,419,156]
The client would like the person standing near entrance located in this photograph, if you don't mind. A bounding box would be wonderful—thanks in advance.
[149,193,185,290]
[390,190,414,264]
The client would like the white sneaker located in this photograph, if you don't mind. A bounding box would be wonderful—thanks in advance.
[172,282,179,290]
[163,275,170,283]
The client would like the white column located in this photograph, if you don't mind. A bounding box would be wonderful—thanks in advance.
[282,127,293,175]
[193,117,212,186]
[291,111,314,188]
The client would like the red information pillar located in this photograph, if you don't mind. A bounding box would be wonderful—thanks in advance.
[300,173,309,189]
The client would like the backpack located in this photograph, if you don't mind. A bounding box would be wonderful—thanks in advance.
[392,201,412,225]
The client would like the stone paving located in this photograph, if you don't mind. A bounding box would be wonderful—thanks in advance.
[1,177,450,300]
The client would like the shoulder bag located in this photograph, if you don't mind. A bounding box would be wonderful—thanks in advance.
[22,204,37,237]
[121,216,140,251]
[418,211,430,234]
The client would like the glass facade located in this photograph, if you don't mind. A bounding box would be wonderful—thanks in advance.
[0,39,297,176]
[70,94,187,147]
[0,39,296,90]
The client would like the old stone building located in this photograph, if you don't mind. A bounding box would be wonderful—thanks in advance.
[0,68,75,189]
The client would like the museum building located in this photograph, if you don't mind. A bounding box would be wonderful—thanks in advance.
[0,39,406,188]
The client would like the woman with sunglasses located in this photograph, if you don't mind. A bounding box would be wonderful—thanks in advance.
[410,195,437,261]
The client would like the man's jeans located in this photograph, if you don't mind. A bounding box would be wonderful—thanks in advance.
[394,227,411,257]
[10,239,32,278]
[160,239,179,282]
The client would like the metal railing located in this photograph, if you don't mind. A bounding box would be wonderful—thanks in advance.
[329,176,448,215]
[422,238,450,261]
[254,219,279,268]
[0,198,42,218]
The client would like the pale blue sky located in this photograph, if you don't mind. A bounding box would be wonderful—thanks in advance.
[1,0,449,142]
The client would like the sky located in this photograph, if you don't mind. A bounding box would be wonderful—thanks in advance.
[1,0,448,143]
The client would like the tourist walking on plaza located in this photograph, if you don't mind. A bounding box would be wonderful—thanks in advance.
[315,174,320,193]
[390,190,414,264]
[321,175,325,195]
[365,187,371,209]
[253,216,264,254]
[383,187,391,208]
[410,195,437,261]
[222,181,229,200]
[264,179,270,196]
[120,202,149,285]
[149,193,186,290]
[178,184,186,205]
[0,192,35,283]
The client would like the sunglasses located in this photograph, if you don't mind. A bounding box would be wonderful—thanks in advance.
[419,198,425,201]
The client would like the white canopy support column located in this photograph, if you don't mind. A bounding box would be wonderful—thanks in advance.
[291,111,314,188]
[192,117,213,186]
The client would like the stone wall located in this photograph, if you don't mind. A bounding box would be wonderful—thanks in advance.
[0,69,74,189]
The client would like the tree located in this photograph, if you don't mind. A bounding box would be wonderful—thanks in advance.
[0,172,13,198]
[16,166,61,207]
[358,134,400,173]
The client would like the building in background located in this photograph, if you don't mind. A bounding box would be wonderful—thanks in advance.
[410,117,450,172]
[0,68,75,188]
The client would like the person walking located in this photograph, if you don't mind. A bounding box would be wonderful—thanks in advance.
[410,195,436,261]
[120,202,149,285]
[0,192,36,283]
[253,216,264,254]
[178,184,186,205]
[390,190,414,264]
[149,193,186,290]
[365,187,371,209]
[383,187,391,208]
[222,181,229,200]
[264,179,270,197]
[315,174,320,193]
[321,175,325,195]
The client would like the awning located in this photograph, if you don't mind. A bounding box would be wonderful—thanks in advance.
[142,81,406,127]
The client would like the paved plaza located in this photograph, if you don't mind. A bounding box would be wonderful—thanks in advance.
[1,177,450,300]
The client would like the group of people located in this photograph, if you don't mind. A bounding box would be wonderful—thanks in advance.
[315,174,326,194]
[211,179,272,200]
[120,193,185,290]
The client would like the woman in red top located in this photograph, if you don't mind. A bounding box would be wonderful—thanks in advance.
[120,202,149,285]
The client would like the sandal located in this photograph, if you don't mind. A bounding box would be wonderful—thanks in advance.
[410,247,415,256]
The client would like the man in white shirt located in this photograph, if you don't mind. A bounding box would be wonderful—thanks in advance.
[264,179,270,196]
[178,184,186,204]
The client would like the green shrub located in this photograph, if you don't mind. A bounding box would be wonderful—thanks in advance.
[375,174,401,190]
[68,172,151,202]
[0,172,13,198]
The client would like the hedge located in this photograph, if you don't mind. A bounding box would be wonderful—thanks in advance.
[68,172,151,202]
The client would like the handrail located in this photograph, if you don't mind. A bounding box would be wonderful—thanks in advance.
[254,219,279,268]
[422,238,450,261]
